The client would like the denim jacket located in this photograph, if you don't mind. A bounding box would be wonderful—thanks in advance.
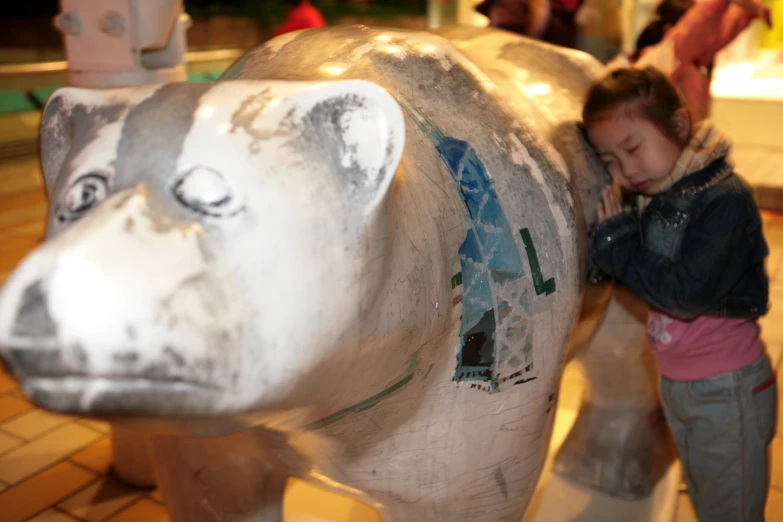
[591,158,769,320]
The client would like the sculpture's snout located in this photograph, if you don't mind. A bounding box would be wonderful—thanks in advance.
[0,188,248,416]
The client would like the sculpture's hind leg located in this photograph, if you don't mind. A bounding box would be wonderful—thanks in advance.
[150,432,288,522]
[554,285,675,499]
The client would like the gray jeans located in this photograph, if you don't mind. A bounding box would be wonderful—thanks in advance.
[660,354,777,522]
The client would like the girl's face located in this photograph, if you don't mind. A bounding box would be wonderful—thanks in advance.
[586,104,689,195]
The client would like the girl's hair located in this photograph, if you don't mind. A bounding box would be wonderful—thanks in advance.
[634,0,694,56]
[582,66,689,145]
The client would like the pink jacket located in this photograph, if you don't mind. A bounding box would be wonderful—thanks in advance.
[641,0,757,122]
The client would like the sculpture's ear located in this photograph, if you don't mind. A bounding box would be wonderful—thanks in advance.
[288,80,405,216]
[39,87,122,199]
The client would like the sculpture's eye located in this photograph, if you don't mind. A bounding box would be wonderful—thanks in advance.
[173,167,243,218]
[57,173,109,222]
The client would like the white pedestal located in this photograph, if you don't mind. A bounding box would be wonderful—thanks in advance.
[711,58,783,149]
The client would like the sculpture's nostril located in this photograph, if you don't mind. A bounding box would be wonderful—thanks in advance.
[11,281,57,339]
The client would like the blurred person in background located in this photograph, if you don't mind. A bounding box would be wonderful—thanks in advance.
[612,0,771,122]
[475,0,585,48]
[272,0,326,38]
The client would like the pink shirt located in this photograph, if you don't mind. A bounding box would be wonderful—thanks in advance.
[647,309,764,380]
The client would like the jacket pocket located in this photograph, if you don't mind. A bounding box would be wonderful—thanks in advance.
[717,295,766,318]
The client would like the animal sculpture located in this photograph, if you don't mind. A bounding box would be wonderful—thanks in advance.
[0,26,668,521]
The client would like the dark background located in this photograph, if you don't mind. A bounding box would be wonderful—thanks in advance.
[0,1,430,58]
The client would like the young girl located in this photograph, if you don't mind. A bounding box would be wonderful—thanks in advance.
[584,66,777,521]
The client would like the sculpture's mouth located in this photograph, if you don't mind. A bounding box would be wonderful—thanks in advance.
[16,375,225,417]
[0,344,229,417]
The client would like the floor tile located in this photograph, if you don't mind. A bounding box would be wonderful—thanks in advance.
[760,287,783,345]
[107,497,171,522]
[0,395,33,423]
[7,388,25,399]
[674,492,697,522]
[0,233,43,275]
[0,219,45,239]
[0,156,43,198]
[767,342,783,369]
[69,437,112,474]
[771,435,783,491]
[59,475,144,522]
[149,488,164,503]
[1,409,74,440]
[0,371,18,395]
[0,461,95,522]
[0,429,22,456]
[0,194,46,231]
[674,487,783,521]
[78,418,112,434]
[28,508,81,521]
[767,242,783,280]
[0,422,102,484]
[766,485,783,521]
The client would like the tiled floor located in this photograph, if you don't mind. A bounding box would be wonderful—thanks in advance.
[0,152,782,522]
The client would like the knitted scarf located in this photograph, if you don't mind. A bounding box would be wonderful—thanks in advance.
[637,120,732,212]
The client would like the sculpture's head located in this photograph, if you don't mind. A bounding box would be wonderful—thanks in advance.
[0,80,405,422]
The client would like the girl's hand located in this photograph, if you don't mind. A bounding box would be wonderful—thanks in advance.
[597,186,623,223]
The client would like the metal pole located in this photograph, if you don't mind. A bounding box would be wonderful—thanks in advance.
[428,0,442,28]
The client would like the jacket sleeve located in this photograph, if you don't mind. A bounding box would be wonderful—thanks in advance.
[591,194,756,319]
[662,0,731,68]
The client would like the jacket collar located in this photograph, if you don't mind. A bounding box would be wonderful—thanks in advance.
[666,157,731,197]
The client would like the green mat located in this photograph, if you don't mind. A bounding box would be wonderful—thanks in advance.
[187,70,222,82]
[0,90,37,114]
[29,86,63,108]
[0,69,225,116]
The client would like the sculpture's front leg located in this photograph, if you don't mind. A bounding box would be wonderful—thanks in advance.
[110,425,157,488]
[554,285,675,500]
[150,432,289,522]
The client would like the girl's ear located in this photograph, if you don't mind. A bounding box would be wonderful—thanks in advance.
[671,108,691,143]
